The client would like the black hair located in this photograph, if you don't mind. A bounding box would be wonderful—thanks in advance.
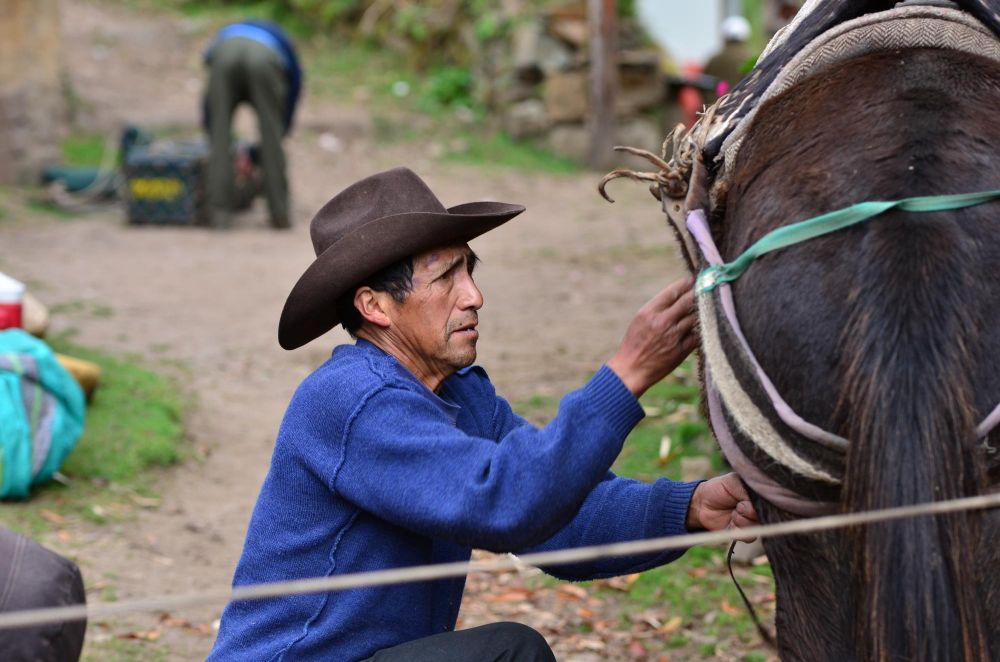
[335,257,414,337]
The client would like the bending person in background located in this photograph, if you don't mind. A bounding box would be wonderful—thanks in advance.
[207,167,758,662]
[202,20,302,230]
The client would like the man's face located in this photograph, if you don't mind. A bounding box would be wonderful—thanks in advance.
[385,243,483,387]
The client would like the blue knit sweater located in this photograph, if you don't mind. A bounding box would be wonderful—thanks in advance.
[207,340,699,661]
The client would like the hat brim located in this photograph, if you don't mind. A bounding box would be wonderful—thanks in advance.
[278,201,525,350]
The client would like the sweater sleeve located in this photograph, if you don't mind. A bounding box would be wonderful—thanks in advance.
[516,473,702,580]
[329,365,644,551]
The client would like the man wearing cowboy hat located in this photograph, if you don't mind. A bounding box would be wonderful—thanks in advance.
[207,167,757,661]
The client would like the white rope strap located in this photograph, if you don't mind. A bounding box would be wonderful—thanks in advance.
[698,270,840,484]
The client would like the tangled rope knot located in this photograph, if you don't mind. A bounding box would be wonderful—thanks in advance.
[598,98,727,205]
[597,122,699,204]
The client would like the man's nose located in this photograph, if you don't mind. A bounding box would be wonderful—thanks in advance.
[459,275,483,310]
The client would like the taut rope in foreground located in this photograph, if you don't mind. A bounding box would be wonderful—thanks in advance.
[2,491,1000,631]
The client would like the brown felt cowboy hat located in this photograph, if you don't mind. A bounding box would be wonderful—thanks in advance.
[278,167,525,350]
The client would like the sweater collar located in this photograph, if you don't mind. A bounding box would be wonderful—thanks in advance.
[354,339,461,425]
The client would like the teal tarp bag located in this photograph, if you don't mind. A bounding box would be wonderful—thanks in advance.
[0,329,86,499]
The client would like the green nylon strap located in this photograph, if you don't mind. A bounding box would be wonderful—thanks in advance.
[697,189,1000,294]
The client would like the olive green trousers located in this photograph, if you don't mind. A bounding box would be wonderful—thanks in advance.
[205,37,290,228]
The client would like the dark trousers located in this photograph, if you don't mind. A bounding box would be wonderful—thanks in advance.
[0,527,86,662]
[363,622,556,662]
[205,37,289,227]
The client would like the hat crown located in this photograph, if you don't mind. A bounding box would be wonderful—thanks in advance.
[310,167,447,256]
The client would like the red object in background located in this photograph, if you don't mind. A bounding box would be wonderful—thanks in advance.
[679,62,706,128]
[0,304,22,330]
[0,272,25,330]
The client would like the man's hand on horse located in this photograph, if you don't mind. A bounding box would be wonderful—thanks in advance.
[608,275,698,397]
[686,473,759,536]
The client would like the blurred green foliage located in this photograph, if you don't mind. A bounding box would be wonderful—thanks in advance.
[62,133,116,167]
[742,0,770,53]
[443,132,581,174]
[420,66,475,109]
[186,0,523,114]
[186,0,515,53]
[165,0,658,170]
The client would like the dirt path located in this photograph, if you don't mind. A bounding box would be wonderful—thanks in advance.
[1,2,690,660]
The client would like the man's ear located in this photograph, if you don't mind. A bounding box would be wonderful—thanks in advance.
[354,287,392,329]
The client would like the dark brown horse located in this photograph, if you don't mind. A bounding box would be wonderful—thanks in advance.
[722,45,1000,660]
[606,1,1000,659]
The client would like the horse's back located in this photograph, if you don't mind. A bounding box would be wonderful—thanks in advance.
[728,47,1000,432]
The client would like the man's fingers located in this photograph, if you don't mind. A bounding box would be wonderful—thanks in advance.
[658,289,695,320]
[666,287,696,317]
[678,330,699,354]
[648,276,695,312]
[649,290,696,344]
[735,500,758,522]
[666,306,698,338]
[720,473,753,504]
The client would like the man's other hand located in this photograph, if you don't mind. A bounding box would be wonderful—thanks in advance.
[607,275,698,398]
[686,473,758,532]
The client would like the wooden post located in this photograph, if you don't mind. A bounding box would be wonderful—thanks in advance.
[587,0,618,170]
[0,0,64,184]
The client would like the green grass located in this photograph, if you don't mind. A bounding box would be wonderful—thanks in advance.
[513,393,560,426]
[612,362,723,483]
[309,39,412,105]
[606,360,773,652]
[0,334,186,537]
[25,199,77,220]
[443,131,582,174]
[52,337,184,482]
[311,40,582,173]
[82,634,168,662]
[62,132,119,167]
[49,300,116,319]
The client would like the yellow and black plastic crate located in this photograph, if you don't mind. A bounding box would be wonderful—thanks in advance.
[123,142,209,226]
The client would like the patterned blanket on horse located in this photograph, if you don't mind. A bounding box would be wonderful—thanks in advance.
[702,0,1000,186]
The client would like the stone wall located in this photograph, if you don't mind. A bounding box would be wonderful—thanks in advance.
[0,0,65,185]
[500,5,667,164]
